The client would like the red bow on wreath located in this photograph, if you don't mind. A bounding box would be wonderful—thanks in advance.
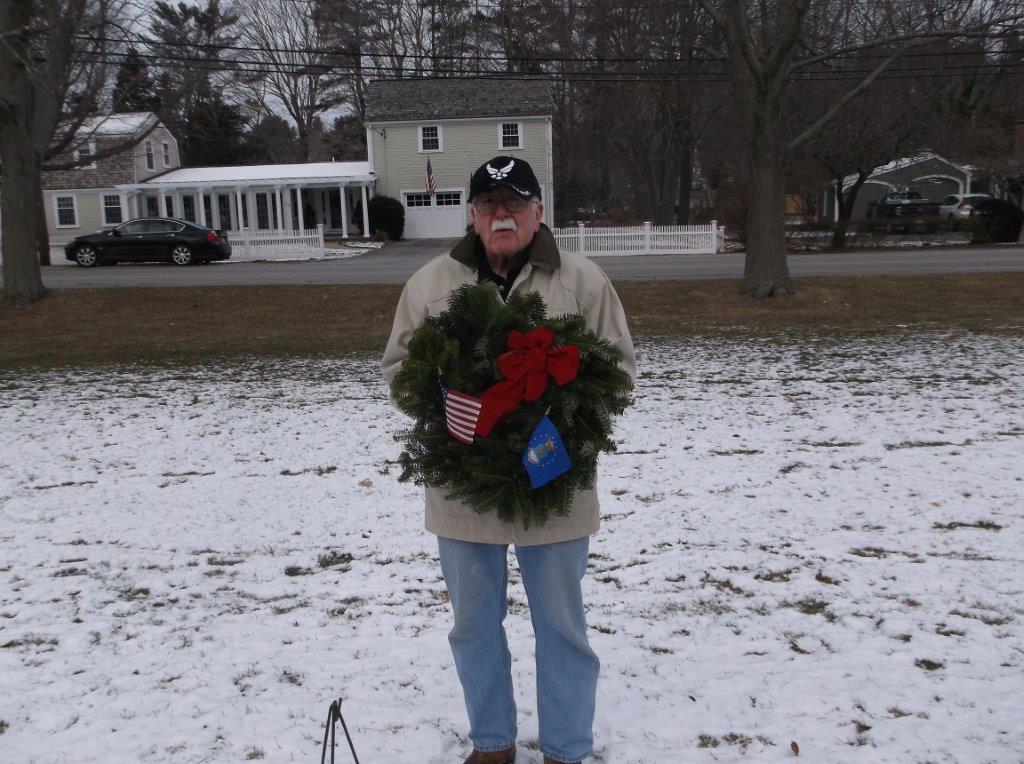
[475,328,580,437]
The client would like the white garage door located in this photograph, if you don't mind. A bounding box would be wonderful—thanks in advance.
[403,190,467,238]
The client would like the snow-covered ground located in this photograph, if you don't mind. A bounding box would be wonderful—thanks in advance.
[1,333,1022,763]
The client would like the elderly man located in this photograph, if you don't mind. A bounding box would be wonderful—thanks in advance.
[381,156,635,764]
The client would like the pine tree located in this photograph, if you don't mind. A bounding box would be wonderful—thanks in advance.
[111,48,160,113]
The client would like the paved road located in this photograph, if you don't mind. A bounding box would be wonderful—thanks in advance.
[42,239,1024,288]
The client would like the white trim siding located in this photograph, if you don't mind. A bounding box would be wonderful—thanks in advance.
[54,194,79,227]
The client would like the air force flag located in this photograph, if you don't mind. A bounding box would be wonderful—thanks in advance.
[522,416,572,489]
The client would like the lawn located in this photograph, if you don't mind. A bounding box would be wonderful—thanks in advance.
[2,272,1023,369]
[1,333,1022,762]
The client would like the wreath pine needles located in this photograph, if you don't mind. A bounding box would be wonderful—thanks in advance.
[392,282,632,529]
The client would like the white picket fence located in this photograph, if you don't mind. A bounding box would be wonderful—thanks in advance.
[229,225,326,261]
[553,221,725,256]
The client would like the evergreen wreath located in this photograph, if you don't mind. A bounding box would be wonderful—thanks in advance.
[391,282,633,529]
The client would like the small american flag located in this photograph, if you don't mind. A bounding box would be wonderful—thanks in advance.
[425,158,436,197]
[440,381,481,445]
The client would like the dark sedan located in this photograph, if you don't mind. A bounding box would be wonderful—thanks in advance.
[65,218,232,267]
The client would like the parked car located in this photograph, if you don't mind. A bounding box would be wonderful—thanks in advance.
[868,188,937,220]
[964,198,1024,244]
[65,218,231,267]
[938,193,992,230]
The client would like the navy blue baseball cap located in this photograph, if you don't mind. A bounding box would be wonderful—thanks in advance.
[469,156,542,201]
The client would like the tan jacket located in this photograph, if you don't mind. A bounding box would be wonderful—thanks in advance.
[381,224,636,546]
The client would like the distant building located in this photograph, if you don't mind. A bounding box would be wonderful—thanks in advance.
[364,78,555,237]
[819,152,972,222]
[40,112,179,238]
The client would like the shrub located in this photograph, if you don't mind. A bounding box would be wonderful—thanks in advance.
[368,195,405,240]
[965,199,1024,244]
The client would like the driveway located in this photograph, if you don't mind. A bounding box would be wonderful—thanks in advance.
[40,241,1024,288]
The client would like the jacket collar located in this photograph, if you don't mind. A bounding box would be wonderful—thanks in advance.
[450,223,561,271]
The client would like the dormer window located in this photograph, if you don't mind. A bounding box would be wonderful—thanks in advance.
[499,122,522,150]
[145,140,155,171]
[76,142,97,169]
[419,125,441,152]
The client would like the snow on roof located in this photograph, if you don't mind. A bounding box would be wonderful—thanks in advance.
[131,161,375,188]
[840,151,969,188]
[78,112,159,137]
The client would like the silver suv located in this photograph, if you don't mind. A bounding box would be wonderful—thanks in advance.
[939,194,992,230]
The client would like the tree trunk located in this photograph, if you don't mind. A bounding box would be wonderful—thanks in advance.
[1,142,47,305]
[676,139,693,225]
[741,129,793,298]
[36,183,51,266]
[830,173,867,250]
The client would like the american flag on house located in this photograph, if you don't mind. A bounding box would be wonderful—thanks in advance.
[425,158,436,197]
[440,381,481,444]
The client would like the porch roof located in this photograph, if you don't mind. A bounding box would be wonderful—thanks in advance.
[122,161,375,191]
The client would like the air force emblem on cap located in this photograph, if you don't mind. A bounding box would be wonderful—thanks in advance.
[486,160,515,180]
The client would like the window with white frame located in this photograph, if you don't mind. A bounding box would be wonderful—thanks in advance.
[55,195,78,227]
[145,141,155,171]
[76,142,97,169]
[163,142,171,167]
[404,192,432,207]
[102,194,124,225]
[500,122,522,150]
[435,191,462,206]
[419,125,441,152]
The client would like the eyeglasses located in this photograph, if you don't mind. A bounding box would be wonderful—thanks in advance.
[472,194,531,214]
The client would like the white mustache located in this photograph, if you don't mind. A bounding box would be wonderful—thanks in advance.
[491,218,517,232]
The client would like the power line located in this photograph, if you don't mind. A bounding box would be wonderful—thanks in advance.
[88,47,1024,81]
[75,32,1023,67]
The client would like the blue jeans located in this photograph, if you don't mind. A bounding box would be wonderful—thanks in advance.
[437,535,599,763]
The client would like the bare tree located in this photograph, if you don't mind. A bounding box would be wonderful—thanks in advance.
[238,0,347,162]
[0,0,146,304]
[693,0,1024,297]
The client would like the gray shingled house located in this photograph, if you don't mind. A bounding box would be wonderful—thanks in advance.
[364,78,555,237]
[819,152,972,222]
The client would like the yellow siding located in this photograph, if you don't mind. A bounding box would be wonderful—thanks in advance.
[369,117,553,225]
[45,189,124,237]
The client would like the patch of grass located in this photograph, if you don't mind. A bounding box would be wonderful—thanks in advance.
[755,566,798,583]
[3,272,1023,369]
[51,567,88,577]
[279,669,303,686]
[886,440,955,450]
[696,734,720,748]
[915,658,945,671]
[933,520,1002,531]
[317,550,354,568]
[284,566,314,577]
[207,557,245,566]
[245,747,265,760]
[815,571,841,585]
[785,598,829,616]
